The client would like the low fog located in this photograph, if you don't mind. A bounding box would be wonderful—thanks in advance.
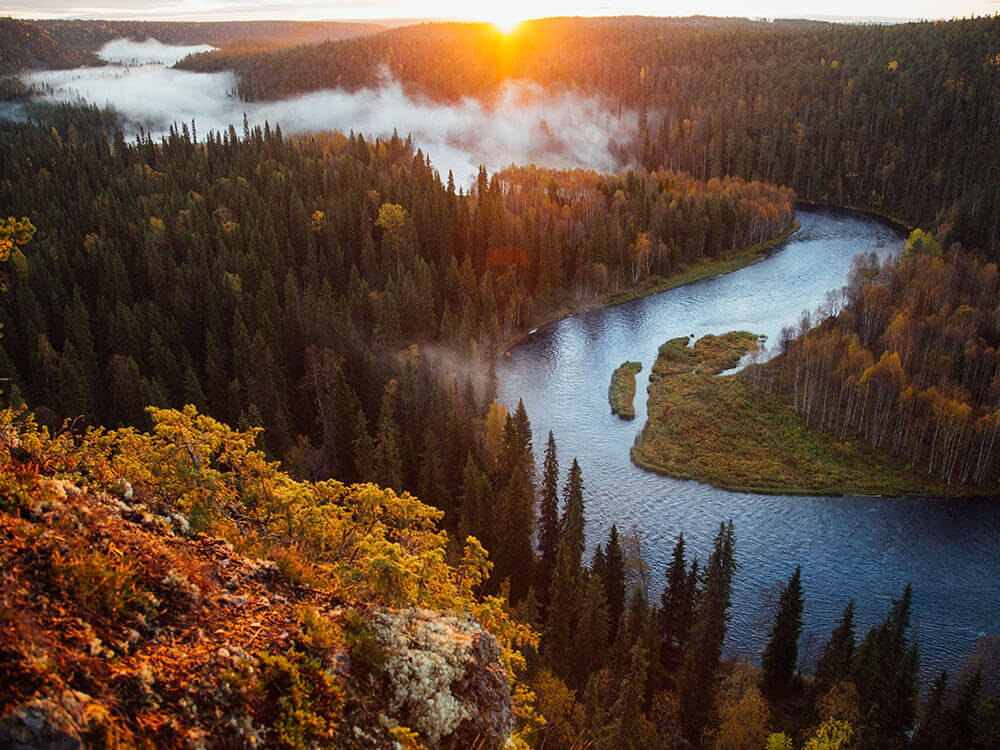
[97,38,217,66]
[22,39,634,185]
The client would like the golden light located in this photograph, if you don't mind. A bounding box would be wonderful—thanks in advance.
[488,12,525,34]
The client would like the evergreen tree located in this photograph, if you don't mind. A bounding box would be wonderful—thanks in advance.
[544,539,581,680]
[572,573,611,688]
[912,671,949,750]
[659,532,689,675]
[852,584,920,748]
[762,565,804,695]
[604,524,626,637]
[813,599,856,699]
[537,430,560,601]
[679,520,736,743]
[561,457,585,574]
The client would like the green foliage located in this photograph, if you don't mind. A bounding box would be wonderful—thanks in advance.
[342,610,385,677]
[255,648,343,748]
[762,565,804,695]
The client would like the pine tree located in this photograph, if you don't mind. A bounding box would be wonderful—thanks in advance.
[679,520,736,742]
[659,532,688,675]
[537,430,560,601]
[561,458,585,574]
[604,524,626,638]
[813,599,856,699]
[762,565,804,695]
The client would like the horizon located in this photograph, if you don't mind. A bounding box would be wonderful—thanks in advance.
[5,4,999,25]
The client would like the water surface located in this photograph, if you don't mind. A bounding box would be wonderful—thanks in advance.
[499,208,1000,681]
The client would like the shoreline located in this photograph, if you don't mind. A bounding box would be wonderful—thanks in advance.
[630,371,1000,501]
[628,446,999,500]
[503,219,802,353]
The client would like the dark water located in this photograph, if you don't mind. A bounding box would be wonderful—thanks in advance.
[498,207,1000,683]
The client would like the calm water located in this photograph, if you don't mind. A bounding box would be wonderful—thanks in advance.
[498,207,1000,683]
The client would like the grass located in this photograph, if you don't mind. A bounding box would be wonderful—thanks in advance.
[631,368,1000,497]
[609,361,642,419]
[649,332,760,383]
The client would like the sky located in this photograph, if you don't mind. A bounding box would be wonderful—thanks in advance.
[5,0,998,24]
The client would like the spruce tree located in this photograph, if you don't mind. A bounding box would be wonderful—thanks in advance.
[561,458,585,574]
[911,671,949,750]
[544,539,581,680]
[537,430,560,600]
[659,532,688,674]
[604,524,626,638]
[762,565,804,695]
[679,520,736,743]
[813,599,856,699]
[852,584,920,747]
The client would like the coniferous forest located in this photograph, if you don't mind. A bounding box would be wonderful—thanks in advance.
[1,11,1000,750]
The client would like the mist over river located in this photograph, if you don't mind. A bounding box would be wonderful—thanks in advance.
[498,207,1000,683]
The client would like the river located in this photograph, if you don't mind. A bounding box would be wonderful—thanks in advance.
[498,206,1000,683]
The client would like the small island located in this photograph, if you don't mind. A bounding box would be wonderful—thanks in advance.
[609,361,642,419]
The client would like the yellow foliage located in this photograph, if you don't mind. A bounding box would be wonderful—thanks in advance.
[10,404,536,694]
[0,216,35,262]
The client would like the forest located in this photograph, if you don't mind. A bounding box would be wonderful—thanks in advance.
[178,16,1000,258]
[743,238,1000,485]
[1,11,1000,748]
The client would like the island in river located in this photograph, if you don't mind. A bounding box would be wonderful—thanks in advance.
[609,361,642,419]
[631,330,1000,498]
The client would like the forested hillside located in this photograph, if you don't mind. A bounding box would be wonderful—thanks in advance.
[0,118,791,473]
[180,16,1000,257]
[34,19,386,51]
[0,17,102,74]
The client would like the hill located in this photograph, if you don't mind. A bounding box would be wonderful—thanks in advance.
[0,404,529,747]
[34,19,386,51]
[180,16,1000,259]
[0,17,102,74]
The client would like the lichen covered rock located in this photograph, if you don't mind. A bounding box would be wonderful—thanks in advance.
[371,608,513,749]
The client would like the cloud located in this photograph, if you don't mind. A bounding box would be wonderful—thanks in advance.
[20,39,634,185]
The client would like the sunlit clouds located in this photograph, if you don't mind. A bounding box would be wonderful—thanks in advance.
[22,39,635,186]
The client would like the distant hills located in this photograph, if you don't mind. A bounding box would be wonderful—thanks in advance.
[32,19,386,51]
[0,17,101,74]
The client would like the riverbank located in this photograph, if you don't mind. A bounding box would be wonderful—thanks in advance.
[505,220,801,352]
[609,361,642,419]
[631,369,999,498]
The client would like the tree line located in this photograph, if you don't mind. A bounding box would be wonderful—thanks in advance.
[745,238,1000,485]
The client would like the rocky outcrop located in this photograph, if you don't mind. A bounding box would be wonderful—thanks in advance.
[371,609,514,749]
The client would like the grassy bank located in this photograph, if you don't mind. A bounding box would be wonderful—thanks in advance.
[609,361,642,419]
[631,368,999,498]
[506,221,801,351]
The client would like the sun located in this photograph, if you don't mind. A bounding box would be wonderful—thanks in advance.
[488,13,525,34]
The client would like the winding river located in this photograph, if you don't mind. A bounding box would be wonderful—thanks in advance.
[498,207,1000,683]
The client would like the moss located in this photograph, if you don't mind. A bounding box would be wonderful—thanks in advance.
[632,369,1000,498]
[649,332,759,384]
[609,361,642,419]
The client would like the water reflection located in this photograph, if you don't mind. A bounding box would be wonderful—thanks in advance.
[499,208,1000,683]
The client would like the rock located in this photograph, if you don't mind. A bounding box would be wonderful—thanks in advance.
[0,690,118,749]
[370,609,513,749]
